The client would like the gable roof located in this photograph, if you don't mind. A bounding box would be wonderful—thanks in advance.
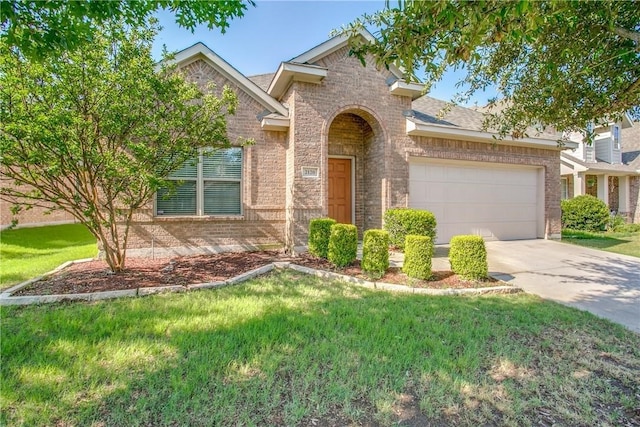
[266,28,422,100]
[167,42,288,118]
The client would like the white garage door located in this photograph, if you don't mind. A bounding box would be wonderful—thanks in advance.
[409,158,543,244]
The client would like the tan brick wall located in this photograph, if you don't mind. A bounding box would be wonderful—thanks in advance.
[0,183,76,229]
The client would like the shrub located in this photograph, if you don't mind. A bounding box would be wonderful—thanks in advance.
[449,235,488,280]
[308,218,336,258]
[362,229,390,278]
[619,223,640,233]
[607,214,627,232]
[561,195,609,232]
[402,235,433,280]
[328,223,358,268]
[383,208,437,251]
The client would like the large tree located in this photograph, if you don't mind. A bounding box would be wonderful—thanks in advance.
[344,0,640,138]
[1,0,255,58]
[0,21,241,272]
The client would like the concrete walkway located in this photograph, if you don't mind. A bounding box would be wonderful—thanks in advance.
[485,239,640,333]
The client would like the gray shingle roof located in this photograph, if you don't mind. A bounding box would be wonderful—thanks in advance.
[410,96,559,140]
[247,73,275,92]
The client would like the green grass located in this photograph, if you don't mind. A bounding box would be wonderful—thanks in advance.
[562,229,640,258]
[0,224,97,288]
[2,270,638,426]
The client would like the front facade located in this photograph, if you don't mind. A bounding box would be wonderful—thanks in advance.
[561,117,640,222]
[2,32,571,253]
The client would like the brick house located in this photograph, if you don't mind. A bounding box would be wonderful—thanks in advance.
[2,31,575,254]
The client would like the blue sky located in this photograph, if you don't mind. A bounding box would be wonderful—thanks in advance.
[153,0,493,105]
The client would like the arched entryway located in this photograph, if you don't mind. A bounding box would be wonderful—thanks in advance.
[326,108,386,232]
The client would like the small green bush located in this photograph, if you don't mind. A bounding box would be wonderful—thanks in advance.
[328,223,358,268]
[449,235,488,280]
[607,214,627,232]
[308,218,337,258]
[383,208,437,251]
[402,235,433,280]
[362,229,390,278]
[561,195,609,232]
[619,223,640,233]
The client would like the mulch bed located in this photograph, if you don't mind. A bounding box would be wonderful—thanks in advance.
[12,251,500,296]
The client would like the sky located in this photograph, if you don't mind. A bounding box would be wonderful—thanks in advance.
[152,0,494,105]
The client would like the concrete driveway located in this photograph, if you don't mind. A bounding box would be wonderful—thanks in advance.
[485,239,640,333]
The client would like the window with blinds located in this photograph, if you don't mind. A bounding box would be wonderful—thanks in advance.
[156,147,242,216]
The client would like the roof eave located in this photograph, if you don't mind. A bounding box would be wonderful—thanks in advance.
[389,80,425,100]
[267,62,328,100]
[165,42,289,117]
[260,115,290,131]
[406,119,576,150]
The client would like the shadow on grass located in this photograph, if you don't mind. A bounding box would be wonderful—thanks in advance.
[0,224,95,252]
[2,270,639,426]
[561,230,631,249]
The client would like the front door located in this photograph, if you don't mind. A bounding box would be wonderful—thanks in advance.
[328,158,352,224]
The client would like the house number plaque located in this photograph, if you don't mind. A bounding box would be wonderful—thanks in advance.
[301,167,319,178]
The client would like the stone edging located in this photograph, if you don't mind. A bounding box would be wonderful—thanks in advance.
[0,261,520,306]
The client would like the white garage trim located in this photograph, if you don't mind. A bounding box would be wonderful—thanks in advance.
[408,157,545,244]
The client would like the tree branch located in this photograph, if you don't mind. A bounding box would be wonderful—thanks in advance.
[613,26,640,44]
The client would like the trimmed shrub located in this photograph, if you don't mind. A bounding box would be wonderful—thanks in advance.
[383,208,437,251]
[362,229,390,278]
[308,218,337,258]
[402,235,433,280]
[561,195,609,232]
[328,223,358,268]
[449,235,488,280]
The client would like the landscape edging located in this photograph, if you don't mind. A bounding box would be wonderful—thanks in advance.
[0,259,521,306]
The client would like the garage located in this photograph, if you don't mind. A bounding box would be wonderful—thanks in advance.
[408,158,544,244]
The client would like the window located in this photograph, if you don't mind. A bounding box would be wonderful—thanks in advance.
[613,125,620,150]
[561,177,569,200]
[156,147,242,216]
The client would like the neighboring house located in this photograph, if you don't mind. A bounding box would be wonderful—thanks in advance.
[2,31,576,253]
[560,116,639,222]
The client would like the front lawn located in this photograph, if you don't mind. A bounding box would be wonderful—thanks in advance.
[2,270,638,426]
[562,229,640,258]
[0,223,97,289]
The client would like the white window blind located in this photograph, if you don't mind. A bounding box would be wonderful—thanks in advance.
[156,147,242,216]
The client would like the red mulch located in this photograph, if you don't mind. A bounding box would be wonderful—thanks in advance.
[12,251,499,296]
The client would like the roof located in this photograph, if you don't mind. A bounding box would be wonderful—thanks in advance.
[166,42,288,117]
[407,96,568,148]
[561,152,639,174]
[247,73,275,92]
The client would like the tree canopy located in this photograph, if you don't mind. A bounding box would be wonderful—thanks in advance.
[1,0,255,58]
[344,0,640,138]
[0,21,242,272]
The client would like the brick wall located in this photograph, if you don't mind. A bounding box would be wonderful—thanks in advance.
[0,182,76,229]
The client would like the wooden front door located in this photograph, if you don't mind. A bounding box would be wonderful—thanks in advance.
[328,158,352,224]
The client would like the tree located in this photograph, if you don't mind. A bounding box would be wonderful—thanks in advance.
[343,0,640,138]
[0,21,242,272]
[1,0,255,58]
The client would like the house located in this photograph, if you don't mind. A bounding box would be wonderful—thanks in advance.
[1,31,575,254]
[560,117,640,222]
